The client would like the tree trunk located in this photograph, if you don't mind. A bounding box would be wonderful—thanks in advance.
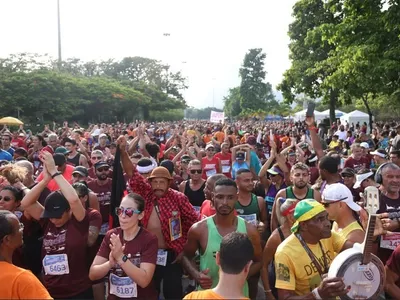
[329,89,338,125]
[361,94,373,133]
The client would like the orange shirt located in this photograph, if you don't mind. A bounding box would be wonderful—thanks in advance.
[184,289,249,300]
[0,262,52,299]
[37,164,74,191]
[214,131,225,143]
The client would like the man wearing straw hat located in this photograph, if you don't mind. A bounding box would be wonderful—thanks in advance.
[274,199,388,299]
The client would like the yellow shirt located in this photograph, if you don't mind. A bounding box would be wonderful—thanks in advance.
[274,232,346,296]
[184,289,249,300]
[332,221,363,240]
[329,140,340,149]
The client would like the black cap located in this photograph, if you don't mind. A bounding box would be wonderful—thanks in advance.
[53,153,66,167]
[181,155,191,162]
[41,192,70,219]
[236,152,245,160]
[160,160,174,175]
[72,166,88,177]
[341,167,355,177]
[94,161,109,169]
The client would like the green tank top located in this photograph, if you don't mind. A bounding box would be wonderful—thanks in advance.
[285,186,314,200]
[199,216,248,296]
[234,194,260,226]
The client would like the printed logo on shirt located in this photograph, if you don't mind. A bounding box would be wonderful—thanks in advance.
[303,250,333,276]
[97,191,111,206]
[277,263,290,282]
[43,228,67,252]
[204,164,216,169]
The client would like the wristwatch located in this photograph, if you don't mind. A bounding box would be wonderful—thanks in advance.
[120,254,128,264]
[51,172,62,179]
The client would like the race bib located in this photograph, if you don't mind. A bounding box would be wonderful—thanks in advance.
[157,250,168,266]
[239,213,257,226]
[206,169,217,177]
[43,254,70,275]
[109,273,137,298]
[222,165,231,173]
[100,222,109,235]
[380,233,400,250]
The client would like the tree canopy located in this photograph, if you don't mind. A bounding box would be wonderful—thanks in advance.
[0,53,188,123]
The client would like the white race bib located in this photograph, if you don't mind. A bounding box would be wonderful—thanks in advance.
[156,249,168,266]
[222,165,231,173]
[109,273,137,298]
[239,213,258,226]
[206,169,217,177]
[100,223,109,235]
[43,254,70,275]
[380,233,400,250]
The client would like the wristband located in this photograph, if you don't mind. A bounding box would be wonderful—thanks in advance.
[51,172,62,179]
[312,288,322,299]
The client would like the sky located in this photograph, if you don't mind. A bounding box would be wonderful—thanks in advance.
[0,0,297,109]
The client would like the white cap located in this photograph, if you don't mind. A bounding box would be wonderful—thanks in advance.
[370,150,387,158]
[353,171,374,189]
[322,183,361,211]
[205,143,215,150]
[360,142,369,149]
[99,133,107,139]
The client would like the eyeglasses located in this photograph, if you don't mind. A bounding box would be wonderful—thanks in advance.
[97,167,109,172]
[91,156,102,160]
[207,148,215,152]
[115,207,141,218]
[341,174,354,178]
[72,174,83,178]
[0,196,13,202]
[190,169,202,174]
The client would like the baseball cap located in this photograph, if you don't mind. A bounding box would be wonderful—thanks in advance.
[236,152,245,160]
[205,144,215,150]
[288,149,296,156]
[55,146,69,155]
[370,149,387,158]
[360,142,369,149]
[267,165,284,176]
[291,199,326,232]
[181,155,191,162]
[53,153,66,167]
[353,171,374,189]
[41,191,70,219]
[322,183,361,211]
[72,166,88,177]
[94,161,109,169]
[99,133,107,139]
[246,136,257,146]
[341,167,355,177]
[18,133,25,137]
[148,166,172,180]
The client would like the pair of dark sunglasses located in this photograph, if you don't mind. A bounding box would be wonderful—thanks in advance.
[0,196,13,202]
[97,167,109,172]
[190,169,202,174]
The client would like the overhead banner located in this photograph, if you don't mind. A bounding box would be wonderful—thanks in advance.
[210,111,225,123]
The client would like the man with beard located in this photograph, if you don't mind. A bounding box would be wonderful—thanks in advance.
[88,161,112,237]
[179,160,206,212]
[199,174,227,218]
[271,163,322,231]
[182,178,262,299]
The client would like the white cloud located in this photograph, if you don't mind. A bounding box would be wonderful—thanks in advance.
[0,0,296,108]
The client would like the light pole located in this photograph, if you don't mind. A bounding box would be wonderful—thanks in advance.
[57,0,62,69]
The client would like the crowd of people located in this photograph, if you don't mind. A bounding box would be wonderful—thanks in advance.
[0,116,400,299]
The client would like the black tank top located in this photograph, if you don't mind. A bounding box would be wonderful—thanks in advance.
[67,153,81,167]
[184,180,206,207]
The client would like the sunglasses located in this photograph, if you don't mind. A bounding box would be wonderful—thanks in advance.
[115,207,141,217]
[72,173,83,178]
[91,156,102,160]
[322,198,345,207]
[207,148,215,152]
[341,174,354,178]
[0,196,13,202]
[97,167,109,172]
[190,169,202,174]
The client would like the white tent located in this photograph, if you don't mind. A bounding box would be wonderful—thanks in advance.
[293,109,328,122]
[340,110,373,132]
[321,109,346,118]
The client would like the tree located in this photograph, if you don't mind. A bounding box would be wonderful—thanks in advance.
[185,107,223,120]
[277,0,343,123]
[239,48,275,113]
[223,87,242,117]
